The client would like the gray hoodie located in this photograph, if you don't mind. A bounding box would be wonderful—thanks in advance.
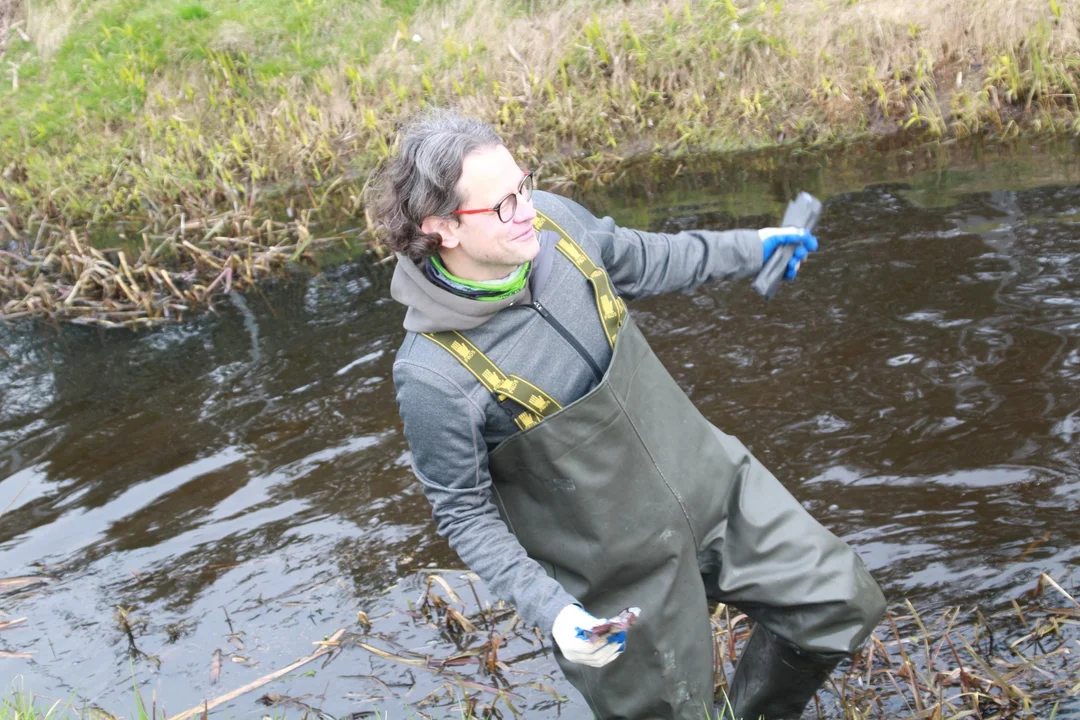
[391,190,763,634]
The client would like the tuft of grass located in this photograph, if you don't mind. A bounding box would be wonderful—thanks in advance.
[0,681,67,720]
[176,3,209,21]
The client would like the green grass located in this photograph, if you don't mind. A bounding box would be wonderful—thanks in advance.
[0,0,435,226]
[176,4,211,21]
[2,0,1078,232]
[0,685,67,720]
[1,0,423,145]
[2,668,158,720]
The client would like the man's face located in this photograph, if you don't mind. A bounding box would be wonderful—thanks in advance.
[430,144,539,281]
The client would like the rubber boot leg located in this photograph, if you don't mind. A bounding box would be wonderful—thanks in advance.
[718,624,844,720]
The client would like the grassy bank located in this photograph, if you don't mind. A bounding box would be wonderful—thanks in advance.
[3,572,1079,718]
[0,0,1078,325]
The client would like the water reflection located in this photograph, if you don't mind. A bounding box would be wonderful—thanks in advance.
[635,175,1080,618]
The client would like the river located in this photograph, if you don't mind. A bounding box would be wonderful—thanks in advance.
[1,138,1079,717]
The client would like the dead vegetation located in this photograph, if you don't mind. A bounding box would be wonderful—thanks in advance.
[195,570,1080,718]
[0,208,364,328]
[244,569,1080,717]
[0,0,23,61]
[2,569,1077,717]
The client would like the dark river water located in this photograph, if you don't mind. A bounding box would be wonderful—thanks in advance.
[2,139,1079,717]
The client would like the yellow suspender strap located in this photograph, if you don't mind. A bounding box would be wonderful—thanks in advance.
[421,330,562,431]
[534,210,626,348]
[422,209,623,430]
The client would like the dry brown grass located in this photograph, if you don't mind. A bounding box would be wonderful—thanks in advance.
[23,0,87,58]
[0,206,354,327]
[0,0,14,27]
[0,0,21,60]
[1,0,88,59]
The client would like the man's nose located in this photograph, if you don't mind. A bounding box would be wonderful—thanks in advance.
[514,196,537,224]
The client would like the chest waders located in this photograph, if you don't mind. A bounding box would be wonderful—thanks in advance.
[424,213,886,720]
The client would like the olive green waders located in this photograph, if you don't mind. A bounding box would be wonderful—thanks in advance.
[424,216,886,720]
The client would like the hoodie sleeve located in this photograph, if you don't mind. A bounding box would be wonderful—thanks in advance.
[393,358,578,634]
[547,193,764,301]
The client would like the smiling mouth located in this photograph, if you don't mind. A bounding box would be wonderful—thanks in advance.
[512,228,536,242]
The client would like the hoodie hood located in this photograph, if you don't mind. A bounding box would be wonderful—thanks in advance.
[390,251,534,333]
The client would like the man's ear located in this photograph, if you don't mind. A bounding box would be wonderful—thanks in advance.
[421,215,460,250]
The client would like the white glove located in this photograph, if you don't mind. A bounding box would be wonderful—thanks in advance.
[551,604,624,668]
[757,226,808,240]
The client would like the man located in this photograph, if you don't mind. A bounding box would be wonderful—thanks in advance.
[370,110,886,720]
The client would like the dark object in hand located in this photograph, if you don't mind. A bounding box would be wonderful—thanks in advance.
[752,193,823,300]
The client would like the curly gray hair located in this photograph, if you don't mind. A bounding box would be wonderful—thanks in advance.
[367,110,503,261]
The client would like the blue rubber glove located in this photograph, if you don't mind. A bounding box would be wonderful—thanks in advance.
[758,227,819,280]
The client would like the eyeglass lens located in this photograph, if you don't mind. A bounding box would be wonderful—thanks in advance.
[496,172,535,223]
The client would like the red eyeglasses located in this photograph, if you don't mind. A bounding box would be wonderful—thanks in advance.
[450,170,535,224]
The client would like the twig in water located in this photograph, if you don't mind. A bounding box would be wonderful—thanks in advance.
[167,628,345,720]
[0,617,28,631]
[210,648,222,685]
[1040,572,1080,610]
[0,477,32,520]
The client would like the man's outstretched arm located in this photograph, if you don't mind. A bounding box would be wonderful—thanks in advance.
[537,191,814,301]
